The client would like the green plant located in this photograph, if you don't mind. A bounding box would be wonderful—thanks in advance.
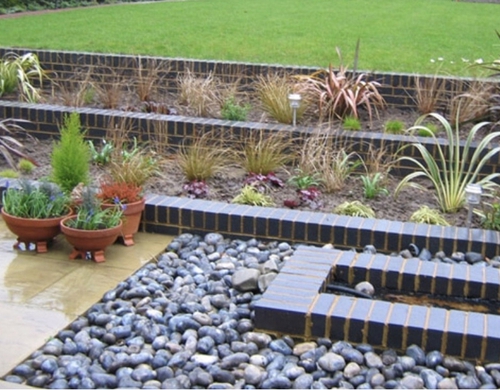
[417,122,439,137]
[108,148,158,188]
[0,169,18,178]
[255,73,306,124]
[221,96,250,121]
[334,200,376,218]
[343,116,361,131]
[296,43,385,123]
[480,199,500,231]
[232,185,274,206]
[88,139,114,166]
[65,187,123,230]
[409,206,450,226]
[361,173,389,199]
[177,132,229,181]
[395,112,500,213]
[50,112,91,193]
[2,180,71,219]
[241,130,294,175]
[17,158,35,173]
[288,169,323,190]
[0,52,45,102]
[384,120,405,134]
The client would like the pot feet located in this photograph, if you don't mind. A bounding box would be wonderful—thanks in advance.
[68,248,106,263]
[120,234,135,247]
[13,239,49,253]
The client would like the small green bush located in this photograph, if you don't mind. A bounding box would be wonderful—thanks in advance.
[17,158,35,173]
[232,185,274,206]
[384,120,405,134]
[50,112,91,193]
[416,122,439,137]
[0,168,19,178]
[334,200,376,218]
[221,97,250,121]
[409,206,449,226]
[342,116,361,131]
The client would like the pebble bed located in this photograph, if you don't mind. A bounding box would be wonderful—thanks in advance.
[4,232,500,389]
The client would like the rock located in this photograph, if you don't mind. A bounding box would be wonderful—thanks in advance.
[426,350,443,368]
[438,377,458,389]
[421,368,443,389]
[406,344,426,365]
[244,364,265,385]
[269,339,293,355]
[456,374,481,389]
[317,353,346,372]
[242,332,272,349]
[381,349,398,365]
[465,251,484,264]
[419,248,433,261]
[258,273,277,292]
[364,352,383,369]
[442,356,467,372]
[293,342,317,356]
[401,374,424,389]
[363,245,376,254]
[340,347,364,364]
[293,373,314,389]
[343,362,361,379]
[232,269,261,292]
[354,281,375,297]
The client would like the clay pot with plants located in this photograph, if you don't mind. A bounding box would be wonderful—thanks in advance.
[60,187,123,263]
[1,180,72,253]
[98,148,157,246]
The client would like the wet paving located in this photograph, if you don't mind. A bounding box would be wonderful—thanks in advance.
[0,218,172,385]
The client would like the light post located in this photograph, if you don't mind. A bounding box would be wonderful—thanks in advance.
[288,93,301,127]
[465,183,482,229]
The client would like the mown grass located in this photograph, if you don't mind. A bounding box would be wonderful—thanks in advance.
[0,0,498,75]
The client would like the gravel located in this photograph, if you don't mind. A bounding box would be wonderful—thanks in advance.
[3,232,500,389]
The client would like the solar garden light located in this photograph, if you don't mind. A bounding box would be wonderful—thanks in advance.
[288,93,301,127]
[465,183,482,229]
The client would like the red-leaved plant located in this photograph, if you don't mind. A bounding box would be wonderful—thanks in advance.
[98,181,143,204]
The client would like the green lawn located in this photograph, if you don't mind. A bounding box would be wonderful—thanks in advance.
[0,0,498,76]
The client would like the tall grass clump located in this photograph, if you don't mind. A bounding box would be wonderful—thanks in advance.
[396,112,500,213]
[177,132,229,181]
[50,112,91,193]
[255,73,306,124]
[240,130,294,175]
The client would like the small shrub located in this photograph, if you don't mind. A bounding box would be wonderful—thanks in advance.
[361,173,389,199]
[0,168,19,178]
[0,118,34,170]
[221,96,250,121]
[384,120,405,134]
[296,43,385,123]
[288,169,323,190]
[240,130,294,175]
[416,122,439,137]
[334,201,376,218]
[177,132,229,181]
[50,112,91,193]
[343,116,361,131]
[395,112,500,213]
[0,52,46,102]
[232,185,274,206]
[108,148,158,188]
[183,180,209,199]
[245,172,284,192]
[17,158,35,173]
[88,139,114,166]
[413,74,447,115]
[255,73,306,124]
[409,206,450,226]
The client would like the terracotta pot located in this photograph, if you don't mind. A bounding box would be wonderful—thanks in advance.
[101,197,145,246]
[1,207,71,253]
[60,216,123,263]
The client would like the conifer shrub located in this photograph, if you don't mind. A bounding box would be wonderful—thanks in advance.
[50,112,91,193]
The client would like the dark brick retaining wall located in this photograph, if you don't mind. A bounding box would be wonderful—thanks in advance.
[254,246,500,362]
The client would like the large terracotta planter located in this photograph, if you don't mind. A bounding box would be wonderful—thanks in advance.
[60,216,123,263]
[102,198,145,246]
[1,208,71,253]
